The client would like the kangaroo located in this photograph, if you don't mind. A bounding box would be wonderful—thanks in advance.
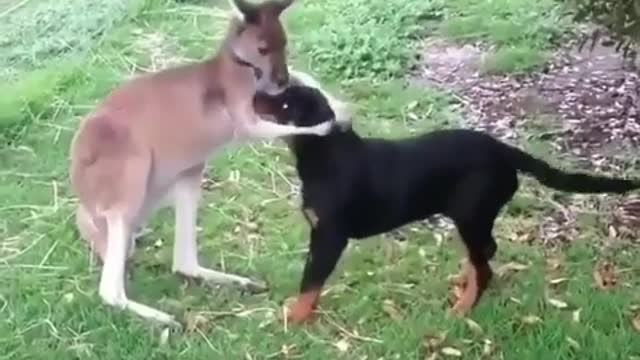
[69,0,348,326]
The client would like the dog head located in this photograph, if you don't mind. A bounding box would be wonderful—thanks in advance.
[253,85,336,127]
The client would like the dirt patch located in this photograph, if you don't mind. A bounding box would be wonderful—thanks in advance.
[409,37,640,247]
[132,30,190,72]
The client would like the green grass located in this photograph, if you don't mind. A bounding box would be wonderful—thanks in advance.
[1,0,639,359]
[438,0,574,73]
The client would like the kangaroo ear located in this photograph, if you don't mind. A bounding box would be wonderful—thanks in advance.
[275,0,295,14]
[230,0,259,23]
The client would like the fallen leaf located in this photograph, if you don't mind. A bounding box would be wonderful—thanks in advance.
[522,315,542,325]
[566,337,580,350]
[632,314,640,333]
[335,338,350,353]
[434,233,444,247]
[593,261,618,290]
[441,347,462,357]
[465,318,483,334]
[185,312,209,332]
[159,328,170,346]
[279,344,297,357]
[246,222,259,231]
[423,332,447,353]
[383,299,403,321]
[509,297,522,305]
[572,308,582,323]
[514,231,535,243]
[496,262,529,277]
[549,277,569,285]
[547,298,569,309]
[481,339,495,357]
[546,257,563,273]
[63,293,74,303]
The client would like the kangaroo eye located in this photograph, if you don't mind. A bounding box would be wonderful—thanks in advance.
[258,46,269,55]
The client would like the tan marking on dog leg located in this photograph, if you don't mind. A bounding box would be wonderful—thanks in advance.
[451,263,479,316]
[287,288,321,324]
[303,207,319,228]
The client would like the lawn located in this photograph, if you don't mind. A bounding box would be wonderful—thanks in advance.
[0,0,639,359]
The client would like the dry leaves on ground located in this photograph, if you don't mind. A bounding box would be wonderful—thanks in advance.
[522,314,543,325]
[632,313,640,333]
[593,260,618,290]
[441,347,463,357]
[547,297,569,309]
[334,338,350,353]
[423,332,448,355]
[573,308,582,323]
[546,256,565,274]
[184,311,211,333]
[412,35,640,247]
[382,299,404,321]
[465,318,483,335]
[496,261,530,278]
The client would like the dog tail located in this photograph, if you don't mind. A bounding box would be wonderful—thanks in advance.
[500,143,640,194]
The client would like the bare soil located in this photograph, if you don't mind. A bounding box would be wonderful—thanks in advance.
[409,37,640,247]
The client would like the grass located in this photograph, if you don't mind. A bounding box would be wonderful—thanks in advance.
[438,0,574,73]
[0,0,639,359]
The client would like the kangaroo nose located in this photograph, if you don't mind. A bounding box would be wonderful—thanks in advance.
[275,72,289,87]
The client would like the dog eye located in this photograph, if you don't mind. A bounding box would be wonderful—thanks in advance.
[282,103,288,110]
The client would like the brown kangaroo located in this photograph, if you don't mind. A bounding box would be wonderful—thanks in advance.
[69,0,350,326]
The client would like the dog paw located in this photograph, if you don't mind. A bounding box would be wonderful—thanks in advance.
[283,290,321,324]
[286,301,316,324]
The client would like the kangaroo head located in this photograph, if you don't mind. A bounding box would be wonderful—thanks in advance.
[227,0,295,95]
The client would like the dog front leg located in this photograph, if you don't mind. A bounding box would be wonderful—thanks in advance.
[171,165,267,293]
[287,225,348,324]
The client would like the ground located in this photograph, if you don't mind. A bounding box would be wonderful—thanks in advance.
[0,0,639,359]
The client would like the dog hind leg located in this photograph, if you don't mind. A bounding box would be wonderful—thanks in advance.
[446,170,516,315]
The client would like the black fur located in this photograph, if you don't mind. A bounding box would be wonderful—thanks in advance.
[254,85,640,314]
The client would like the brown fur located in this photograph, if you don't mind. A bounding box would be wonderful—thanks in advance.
[69,0,346,326]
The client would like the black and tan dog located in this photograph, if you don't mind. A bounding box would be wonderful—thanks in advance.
[254,85,640,324]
